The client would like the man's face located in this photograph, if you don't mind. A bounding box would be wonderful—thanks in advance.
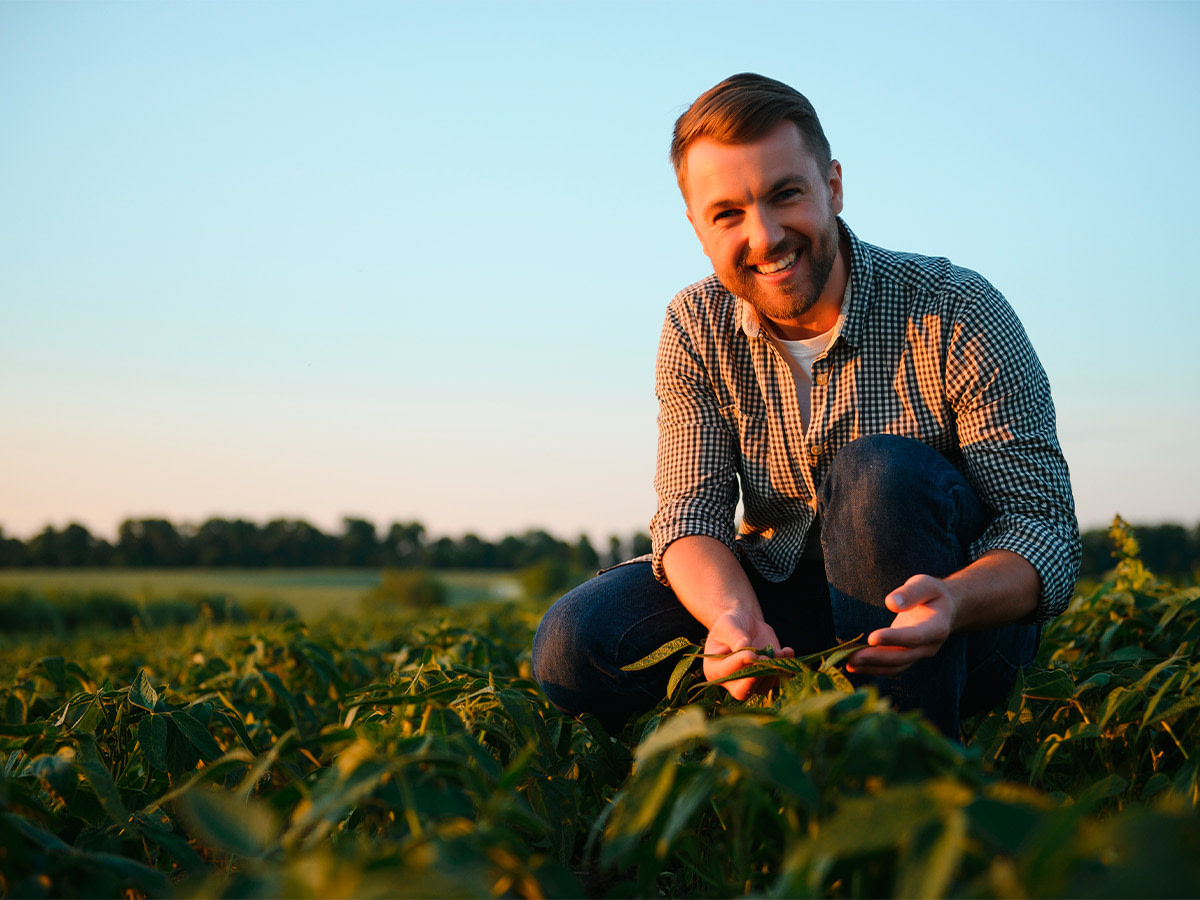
[683,121,844,330]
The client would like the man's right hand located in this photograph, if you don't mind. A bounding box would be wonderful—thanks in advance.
[703,608,794,700]
[660,535,795,700]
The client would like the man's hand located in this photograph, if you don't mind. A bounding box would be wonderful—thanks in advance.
[703,609,794,700]
[845,550,1040,677]
[845,574,959,677]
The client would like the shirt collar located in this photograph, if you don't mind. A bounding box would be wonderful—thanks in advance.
[735,217,869,345]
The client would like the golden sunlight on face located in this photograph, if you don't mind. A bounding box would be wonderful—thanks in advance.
[683,121,845,338]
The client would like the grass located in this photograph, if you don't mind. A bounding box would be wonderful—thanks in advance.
[0,568,525,620]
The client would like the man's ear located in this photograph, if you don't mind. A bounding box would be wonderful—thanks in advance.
[685,206,710,257]
[828,159,844,216]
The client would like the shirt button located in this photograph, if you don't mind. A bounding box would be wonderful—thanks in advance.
[815,372,828,386]
[808,445,822,458]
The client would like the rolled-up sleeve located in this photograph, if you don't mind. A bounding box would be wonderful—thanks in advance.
[947,290,1082,622]
[650,303,740,584]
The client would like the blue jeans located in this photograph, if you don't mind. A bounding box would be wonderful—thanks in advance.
[532,435,1038,738]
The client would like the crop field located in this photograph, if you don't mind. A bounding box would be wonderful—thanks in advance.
[1,520,1198,898]
[0,568,524,621]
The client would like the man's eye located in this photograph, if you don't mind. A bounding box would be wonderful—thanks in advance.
[713,209,739,222]
[777,189,801,201]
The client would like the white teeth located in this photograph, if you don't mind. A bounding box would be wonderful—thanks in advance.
[756,250,797,274]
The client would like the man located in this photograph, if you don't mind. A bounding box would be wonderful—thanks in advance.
[532,73,1080,738]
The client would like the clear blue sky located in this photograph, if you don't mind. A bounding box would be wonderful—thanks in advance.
[2,1,1198,543]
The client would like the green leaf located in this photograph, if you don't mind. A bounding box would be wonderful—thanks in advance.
[236,729,297,799]
[1107,645,1152,661]
[1022,668,1077,700]
[1148,695,1200,727]
[28,748,78,804]
[72,734,131,827]
[811,636,867,670]
[168,709,223,762]
[1,809,73,852]
[139,821,209,872]
[692,659,783,688]
[620,637,698,671]
[128,670,159,712]
[214,707,261,756]
[36,656,67,693]
[665,652,696,700]
[63,692,105,734]
[654,768,717,858]
[610,755,676,840]
[138,714,169,771]
[179,788,278,858]
[635,706,711,761]
[709,721,819,805]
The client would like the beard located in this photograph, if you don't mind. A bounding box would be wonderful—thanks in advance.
[724,215,840,324]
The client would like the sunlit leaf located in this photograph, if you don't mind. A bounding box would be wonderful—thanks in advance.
[128,669,159,712]
[620,637,698,671]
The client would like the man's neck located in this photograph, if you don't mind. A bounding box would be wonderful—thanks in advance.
[764,232,850,341]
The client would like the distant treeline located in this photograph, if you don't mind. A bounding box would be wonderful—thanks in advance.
[0,517,650,572]
[1,516,1196,579]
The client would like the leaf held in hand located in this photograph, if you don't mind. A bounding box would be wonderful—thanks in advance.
[620,637,698,671]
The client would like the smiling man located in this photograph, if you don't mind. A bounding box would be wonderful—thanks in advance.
[532,73,1081,738]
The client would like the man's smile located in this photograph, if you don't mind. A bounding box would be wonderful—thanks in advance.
[752,249,798,276]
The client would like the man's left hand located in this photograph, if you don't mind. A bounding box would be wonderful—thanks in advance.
[845,574,961,676]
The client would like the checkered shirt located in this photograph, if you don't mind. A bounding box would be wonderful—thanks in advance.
[650,220,1081,623]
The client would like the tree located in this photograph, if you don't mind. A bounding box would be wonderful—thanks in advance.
[630,531,652,558]
[261,519,335,566]
[573,534,600,572]
[338,518,380,567]
[0,527,25,567]
[428,536,460,568]
[606,535,624,568]
[60,523,109,566]
[1133,523,1196,574]
[193,518,263,566]
[116,519,187,567]
[456,533,498,569]
[383,521,428,567]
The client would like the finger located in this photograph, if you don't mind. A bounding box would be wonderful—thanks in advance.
[847,644,933,674]
[885,574,944,613]
[705,637,734,655]
[866,623,937,649]
[724,676,758,701]
[846,660,913,677]
[704,648,758,681]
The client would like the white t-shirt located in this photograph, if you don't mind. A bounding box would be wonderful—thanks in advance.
[764,303,845,562]
[767,317,842,433]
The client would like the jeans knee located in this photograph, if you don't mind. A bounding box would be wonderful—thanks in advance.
[532,598,584,697]
[820,435,943,546]
[820,435,988,605]
[822,435,933,511]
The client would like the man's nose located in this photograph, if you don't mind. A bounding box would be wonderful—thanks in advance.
[745,207,785,257]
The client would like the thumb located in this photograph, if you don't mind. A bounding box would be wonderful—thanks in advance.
[884,589,908,614]
[885,573,933,613]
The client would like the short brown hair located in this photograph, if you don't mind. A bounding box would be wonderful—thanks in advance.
[670,73,832,192]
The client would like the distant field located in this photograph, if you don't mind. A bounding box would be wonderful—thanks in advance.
[0,568,523,620]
